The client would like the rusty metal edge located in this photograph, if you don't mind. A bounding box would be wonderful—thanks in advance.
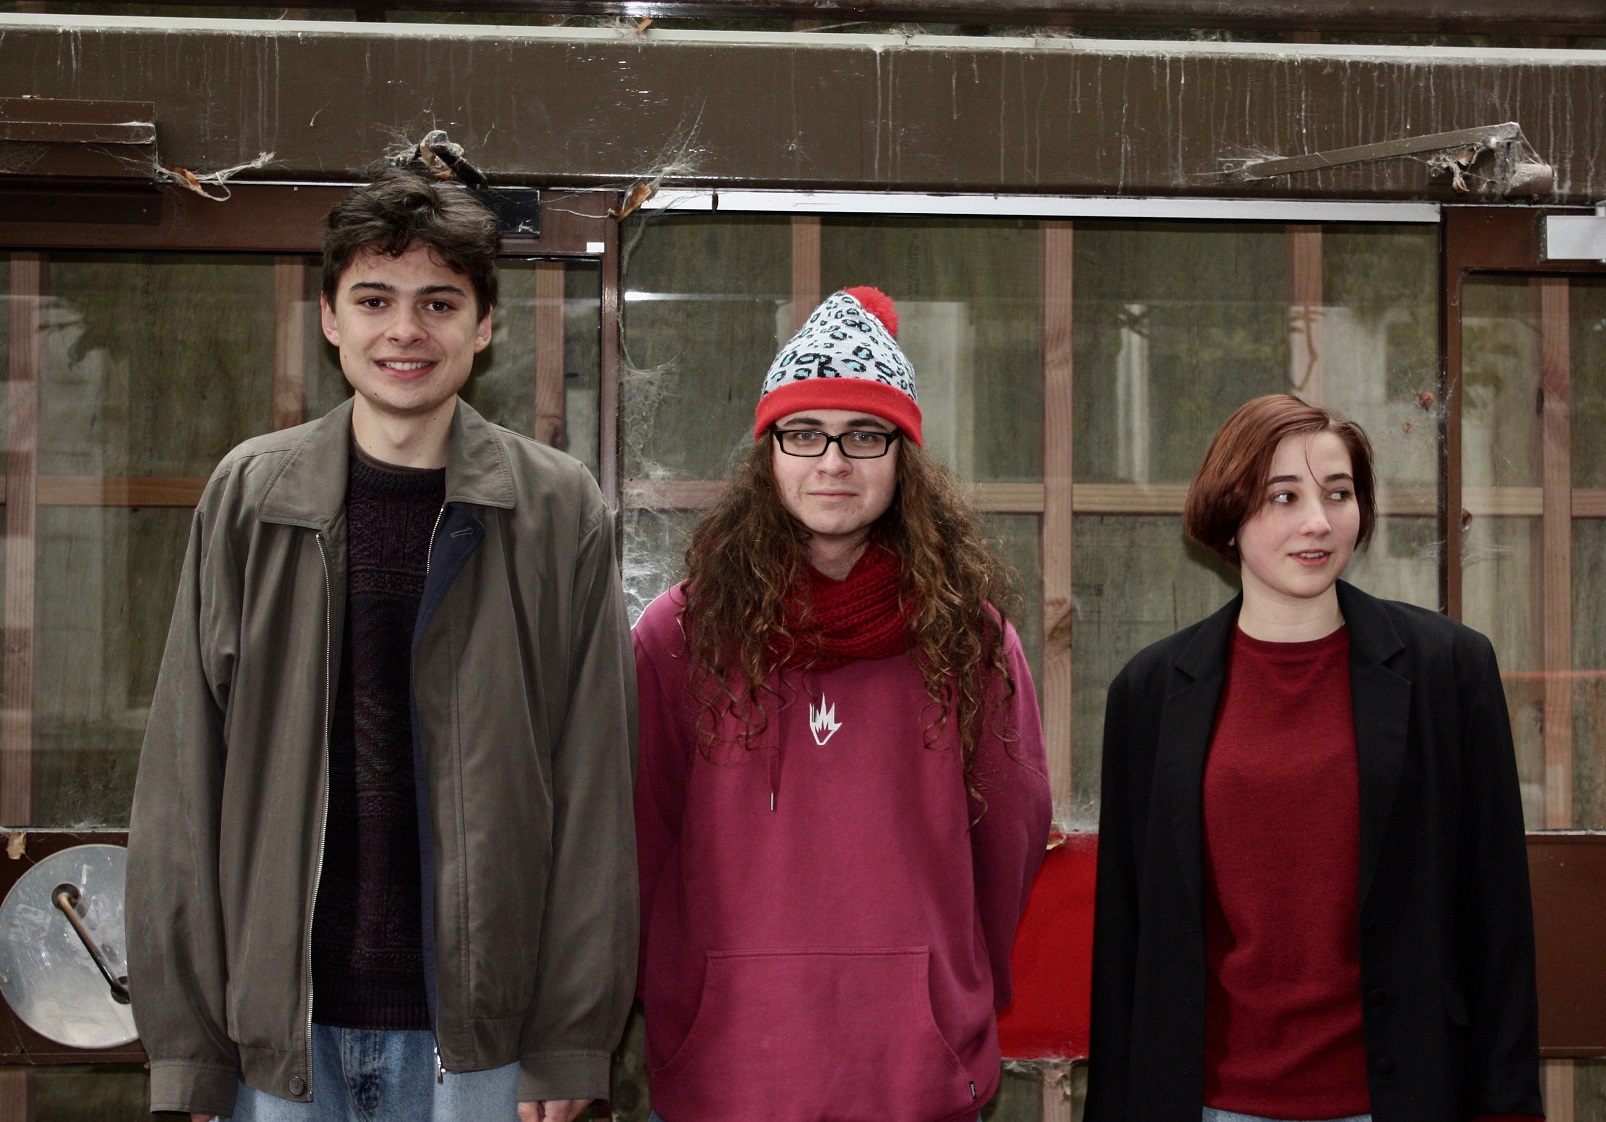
[61,0,1606,36]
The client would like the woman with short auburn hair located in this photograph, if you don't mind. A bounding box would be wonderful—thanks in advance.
[1086,394,1542,1122]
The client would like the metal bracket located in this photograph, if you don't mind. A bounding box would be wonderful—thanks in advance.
[1238,122,1553,197]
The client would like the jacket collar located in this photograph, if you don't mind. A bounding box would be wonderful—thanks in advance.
[259,396,517,529]
[1156,581,1413,917]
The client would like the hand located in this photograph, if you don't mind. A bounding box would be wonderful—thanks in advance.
[519,1100,592,1122]
[190,1115,215,1122]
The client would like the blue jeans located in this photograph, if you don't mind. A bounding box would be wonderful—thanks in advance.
[1203,1112,1372,1122]
[226,1025,519,1121]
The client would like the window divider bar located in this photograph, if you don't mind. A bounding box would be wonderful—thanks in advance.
[273,257,310,431]
[790,216,821,334]
[599,211,622,509]
[1040,220,1075,828]
[1286,224,1324,403]
[3,253,41,828]
[1039,217,1077,1122]
[1536,277,1573,831]
[534,261,567,449]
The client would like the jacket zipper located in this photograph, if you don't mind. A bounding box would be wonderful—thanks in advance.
[425,504,446,578]
[423,503,446,1089]
[304,531,335,1100]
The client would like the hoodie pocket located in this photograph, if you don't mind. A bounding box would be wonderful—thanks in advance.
[652,947,977,1122]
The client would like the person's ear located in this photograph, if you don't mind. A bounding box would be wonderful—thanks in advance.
[320,292,340,347]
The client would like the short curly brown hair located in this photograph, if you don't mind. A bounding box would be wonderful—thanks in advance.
[1183,394,1376,567]
[322,168,499,317]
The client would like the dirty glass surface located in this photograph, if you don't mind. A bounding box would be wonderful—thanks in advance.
[42,254,274,477]
[1460,275,1606,832]
[31,255,276,827]
[1069,222,1441,812]
[820,218,1044,484]
[621,214,791,485]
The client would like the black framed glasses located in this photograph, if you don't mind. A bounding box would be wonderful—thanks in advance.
[771,426,902,459]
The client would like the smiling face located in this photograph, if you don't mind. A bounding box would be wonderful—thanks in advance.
[771,409,900,575]
[1234,430,1362,612]
[320,244,492,430]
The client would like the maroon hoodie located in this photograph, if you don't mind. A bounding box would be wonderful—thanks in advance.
[634,585,1053,1122]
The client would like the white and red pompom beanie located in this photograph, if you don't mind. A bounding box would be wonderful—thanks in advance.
[752,286,924,446]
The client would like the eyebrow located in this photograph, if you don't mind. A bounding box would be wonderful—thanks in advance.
[347,281,469,298]
[1265,472,1355,485]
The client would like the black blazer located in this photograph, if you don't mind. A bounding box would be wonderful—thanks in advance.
[1084,581,1542,1122]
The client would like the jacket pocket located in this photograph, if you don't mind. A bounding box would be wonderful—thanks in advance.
[652,947,977,1122]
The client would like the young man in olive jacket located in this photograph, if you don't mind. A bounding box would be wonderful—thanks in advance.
[126,170,638,1122]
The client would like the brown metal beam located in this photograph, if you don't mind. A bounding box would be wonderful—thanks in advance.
[56,0,1606,37]
[2,21,1604,202]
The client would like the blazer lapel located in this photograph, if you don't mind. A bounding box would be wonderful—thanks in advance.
[1337,581,1412,913]
[1155,596,1239,917]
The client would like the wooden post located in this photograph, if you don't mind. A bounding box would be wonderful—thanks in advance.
[791,216,822,332]
[1040,220,1076,1122]
[1536,278,1572,831]
[2,254,41,828]
[600,214,622,509]
[272,257,309,431]
[1537,276,1574,1114]
[534,261,567,448]
[1286,224,1323,403]
[1041,221,1075,811]
[1544,1059,1575,1122]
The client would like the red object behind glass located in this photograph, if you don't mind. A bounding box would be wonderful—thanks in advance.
[996,832,1097,1060]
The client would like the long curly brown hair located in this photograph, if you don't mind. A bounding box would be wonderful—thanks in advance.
[680,436,1020,803]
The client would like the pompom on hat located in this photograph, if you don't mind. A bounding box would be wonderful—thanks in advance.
[753,285,923,446]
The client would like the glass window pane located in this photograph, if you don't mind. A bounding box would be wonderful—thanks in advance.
[990,513,1042,686]
[30,1065,148,1122]
[622,508,699,624]
[564,263,603,474]
[1459,274,1605,831]
[41,254,276,476]
[819,218,1044,483]
[1073,222,1288,486]
[621,215,791,481]
[33,507,190,828]
[1320,224,1441,490]
[1072,515,1235,813]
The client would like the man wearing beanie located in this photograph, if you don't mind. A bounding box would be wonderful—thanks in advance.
[632,287,1053,1122]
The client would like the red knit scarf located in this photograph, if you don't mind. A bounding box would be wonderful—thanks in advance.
[772,546,910,671]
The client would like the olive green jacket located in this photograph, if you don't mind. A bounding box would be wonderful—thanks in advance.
[127,398,639,1117]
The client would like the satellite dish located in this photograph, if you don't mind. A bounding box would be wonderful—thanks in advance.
[0,844,138,1048]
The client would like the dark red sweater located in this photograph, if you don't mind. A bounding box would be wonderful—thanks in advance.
[1201,626,1541,1122]
[1203,625,1369,1118]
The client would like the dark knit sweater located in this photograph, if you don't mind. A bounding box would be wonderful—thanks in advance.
[310,445,444,1029]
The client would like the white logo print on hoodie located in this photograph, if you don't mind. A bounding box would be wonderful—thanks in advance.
[809,695,842,745]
